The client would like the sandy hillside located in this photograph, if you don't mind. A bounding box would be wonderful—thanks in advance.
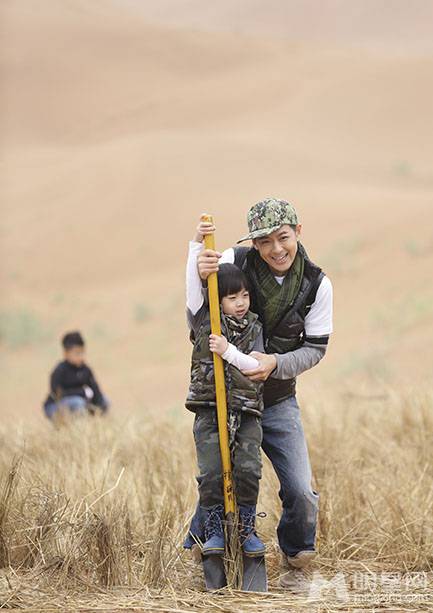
[121,0,433,49]
[1,1,433,419]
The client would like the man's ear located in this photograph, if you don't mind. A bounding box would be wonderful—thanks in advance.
[295,223,302,238]
[252,239,259,250]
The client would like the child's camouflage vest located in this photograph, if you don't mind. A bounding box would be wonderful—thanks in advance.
[185,310,264,416]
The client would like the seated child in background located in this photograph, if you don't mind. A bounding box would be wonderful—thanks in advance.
[43,331,109,420]
[184,219,266,557]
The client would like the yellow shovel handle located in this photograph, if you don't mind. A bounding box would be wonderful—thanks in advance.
[202,214,235,515]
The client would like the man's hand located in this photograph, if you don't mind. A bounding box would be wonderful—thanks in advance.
[242,352,277,381]
[209,334,229,356]
[198,248,222,280]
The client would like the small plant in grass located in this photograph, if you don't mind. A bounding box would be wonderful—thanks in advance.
[0,308,50,348]
[134,303,150,324]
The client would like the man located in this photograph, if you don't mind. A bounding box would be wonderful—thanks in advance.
[186,198,333,588]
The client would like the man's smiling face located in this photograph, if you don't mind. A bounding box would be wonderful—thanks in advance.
[253,224,302,275]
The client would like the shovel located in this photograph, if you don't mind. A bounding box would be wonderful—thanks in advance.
[200,214,267,592]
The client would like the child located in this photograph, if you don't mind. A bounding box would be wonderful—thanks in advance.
[185,219,266,557]
[42,331,109,420]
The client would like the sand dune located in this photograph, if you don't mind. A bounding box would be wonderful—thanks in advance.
[119,0,433,50]
[1,1,433,417]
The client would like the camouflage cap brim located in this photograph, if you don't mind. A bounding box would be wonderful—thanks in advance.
[236,224,284,243]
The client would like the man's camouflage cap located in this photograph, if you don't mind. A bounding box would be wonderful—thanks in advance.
[237,198,299,243]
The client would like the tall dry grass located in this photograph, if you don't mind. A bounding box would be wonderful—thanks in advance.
[0,390,432,610]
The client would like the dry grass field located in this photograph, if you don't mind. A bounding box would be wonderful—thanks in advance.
[0,391,432,610]
[1,1,433,611]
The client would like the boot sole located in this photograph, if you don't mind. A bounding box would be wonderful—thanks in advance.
[243,548,266,558]
[202,547,224,556]
[286,550,316,569]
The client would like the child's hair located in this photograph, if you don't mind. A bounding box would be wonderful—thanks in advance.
[62,331,85,350]
[217,264,250,300]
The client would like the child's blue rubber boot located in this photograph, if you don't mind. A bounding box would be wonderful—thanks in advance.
[202,504,225,556]
[239,505,266,557]
[183,505,206,550]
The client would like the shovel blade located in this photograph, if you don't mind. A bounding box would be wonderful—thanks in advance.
[242,555,268,592]
[202,554,227,590]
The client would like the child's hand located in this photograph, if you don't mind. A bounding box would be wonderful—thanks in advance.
[194,215,216,243]
[209,334,228,356]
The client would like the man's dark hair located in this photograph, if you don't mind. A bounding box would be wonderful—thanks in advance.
[62,331,85,350]
[217,264,250,300]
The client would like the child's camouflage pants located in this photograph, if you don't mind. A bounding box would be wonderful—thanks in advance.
[193,408,262,507]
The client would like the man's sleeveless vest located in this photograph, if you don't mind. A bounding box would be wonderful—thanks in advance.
[185,310,264,416]
[234,245,324,407]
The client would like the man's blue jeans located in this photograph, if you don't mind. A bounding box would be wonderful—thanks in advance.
[185,396,319,557]
[261,396,319,556]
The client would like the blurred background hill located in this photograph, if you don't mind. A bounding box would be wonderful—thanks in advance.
[1,0,433,418]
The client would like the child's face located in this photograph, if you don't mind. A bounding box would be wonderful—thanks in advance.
[221,288,250,319]
[64,346,85,366]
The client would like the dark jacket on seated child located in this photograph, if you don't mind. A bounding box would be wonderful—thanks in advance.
[43,360,108,411]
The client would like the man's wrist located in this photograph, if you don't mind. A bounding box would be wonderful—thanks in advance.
[270,354,279,376]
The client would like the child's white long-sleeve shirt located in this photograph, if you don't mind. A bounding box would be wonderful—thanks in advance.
[186,240,260,371]
[221,342,259,370]
[186,241,206,315]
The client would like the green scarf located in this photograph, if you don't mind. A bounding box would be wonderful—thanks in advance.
[247,242,305,334]
[223,313,250,343]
